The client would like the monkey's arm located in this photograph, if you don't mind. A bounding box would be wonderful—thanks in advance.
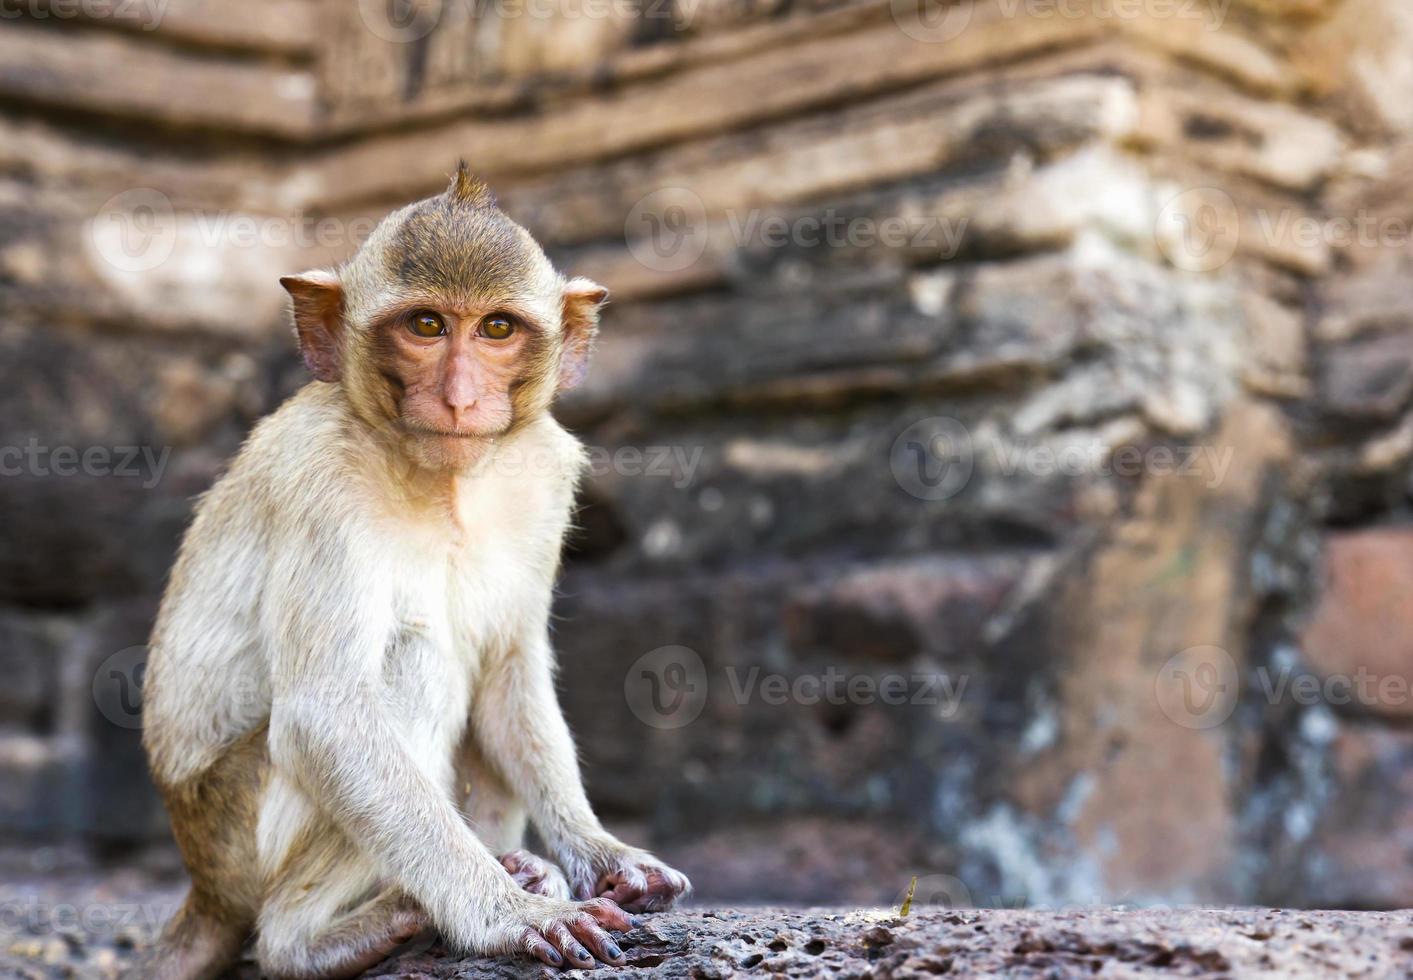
[472,632,692,912]
[263,538,630,964]
[266,569,508,948]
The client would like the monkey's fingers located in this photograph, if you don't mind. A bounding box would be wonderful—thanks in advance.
[603,868,688,913]
[600,879,641,907]
[579,896,638,932]
[595,868,649,908]
[520,927,565,968]
[522,872,548,892]
[567,911,627,967]
[543,920,596,969]
[632,868,690,912]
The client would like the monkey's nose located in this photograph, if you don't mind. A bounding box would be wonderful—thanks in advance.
[442,377,479,427]
[448,402,477,429]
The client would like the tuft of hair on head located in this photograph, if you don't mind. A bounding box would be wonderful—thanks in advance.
[446,160,495,209]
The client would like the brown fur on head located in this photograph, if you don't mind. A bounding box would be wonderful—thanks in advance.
[281,162,607,472]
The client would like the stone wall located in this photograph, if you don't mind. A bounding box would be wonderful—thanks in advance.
[1,0,1411,909]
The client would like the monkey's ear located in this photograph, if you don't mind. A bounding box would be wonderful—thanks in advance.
[559,277,608,391]
[280,270,345,383]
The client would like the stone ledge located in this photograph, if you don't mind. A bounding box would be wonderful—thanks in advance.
[5,899,1412,978]
[238,906,1413,978]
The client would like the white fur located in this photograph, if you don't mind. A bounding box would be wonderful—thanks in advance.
[144,380,686,964]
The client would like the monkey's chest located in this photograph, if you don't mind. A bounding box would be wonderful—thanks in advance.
[381,537,545,708]
[379,609,470,755]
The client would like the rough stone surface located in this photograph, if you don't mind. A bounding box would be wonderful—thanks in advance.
[1301,528,1413,717]
[2,873,1412,980]
[1319,331,1413,421]
[1301,724,1413,909]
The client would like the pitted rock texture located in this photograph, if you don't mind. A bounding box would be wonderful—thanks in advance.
[354,907,1413,979]
[4,891,1412,980]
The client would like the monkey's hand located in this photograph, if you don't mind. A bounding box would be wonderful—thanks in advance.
[563,839,692,912]
[500,849,573,900]
[497,894,639,970]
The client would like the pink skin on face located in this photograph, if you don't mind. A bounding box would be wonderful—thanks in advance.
[380,306,537,469]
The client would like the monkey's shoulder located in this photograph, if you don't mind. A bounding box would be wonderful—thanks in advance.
[203,384,372,515]
[242,383,361,474]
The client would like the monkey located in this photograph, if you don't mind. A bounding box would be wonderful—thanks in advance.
[134,164,691,980]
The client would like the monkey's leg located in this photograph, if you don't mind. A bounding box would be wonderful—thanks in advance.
[455,733,527,854]
[122,892,248,980]
[258,887,428,980]
[255,797,430,980]
[457,735,571,898]
[135,731,267,980]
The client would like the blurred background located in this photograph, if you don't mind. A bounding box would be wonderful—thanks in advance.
[1,0,1412,931]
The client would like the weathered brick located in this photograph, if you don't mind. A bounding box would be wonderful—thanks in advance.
[783,556,1028,664]
[1303,724,1413,908]
[1318,332,1413,421]
[1301,528,1413,718]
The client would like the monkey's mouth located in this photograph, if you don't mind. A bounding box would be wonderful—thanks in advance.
[400,421,504,441]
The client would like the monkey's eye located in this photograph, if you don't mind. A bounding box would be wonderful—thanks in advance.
[408,312,446,339]
[479,316,515,341]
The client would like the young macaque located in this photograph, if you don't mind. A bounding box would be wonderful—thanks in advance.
[136,165,690,980]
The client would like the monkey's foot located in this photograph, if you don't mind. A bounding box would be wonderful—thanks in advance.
[499,850,572,900]
[317,910,433,980]
[260,898,432,980]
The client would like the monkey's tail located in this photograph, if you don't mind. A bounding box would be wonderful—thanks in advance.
[125,892,249,980]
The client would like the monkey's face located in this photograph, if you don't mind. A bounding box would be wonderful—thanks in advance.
[367,301,553,471]
[281,167,607,474]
